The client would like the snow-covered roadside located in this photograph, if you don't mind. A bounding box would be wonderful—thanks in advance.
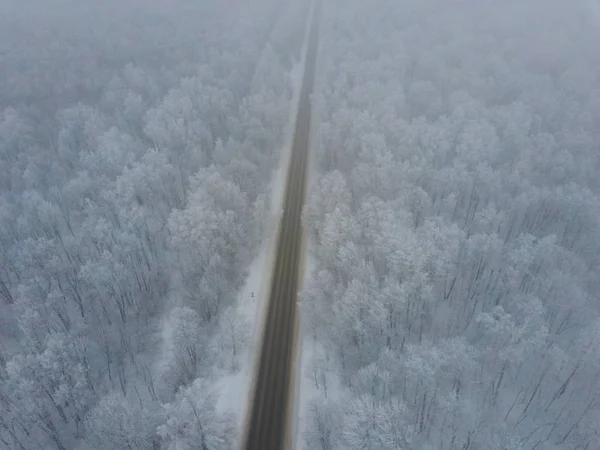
[295,330,345,450]
[295,255,346,450]
[214,1,314,436]
[293,2,347,447]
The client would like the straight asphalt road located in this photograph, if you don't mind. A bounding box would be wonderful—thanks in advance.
[242,1,321,449]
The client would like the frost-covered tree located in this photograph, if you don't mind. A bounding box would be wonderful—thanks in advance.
[168,170,250,322]
[157,307,207,400]
[217,306,251,371]
[301,0,600,448]
[158,378,236,450]
[4,334,95,449]
[304,398,339,450]
[83,391,161,450]
[1,0,301,446]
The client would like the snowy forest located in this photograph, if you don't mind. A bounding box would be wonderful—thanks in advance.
[0,0,310,448]
[2,0,600,449]
[301,0,600,449]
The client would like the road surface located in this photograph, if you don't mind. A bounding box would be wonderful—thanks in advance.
[242,2,320,450]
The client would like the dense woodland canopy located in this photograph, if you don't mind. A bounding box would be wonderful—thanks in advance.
[2,0,600,448]
[301,0,600,449]
[0,0,310,448]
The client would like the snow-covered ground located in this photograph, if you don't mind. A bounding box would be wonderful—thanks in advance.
[295,335,345,450]
[294,254,345,450]
[293,3,348,448]
[215,2,314,440]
